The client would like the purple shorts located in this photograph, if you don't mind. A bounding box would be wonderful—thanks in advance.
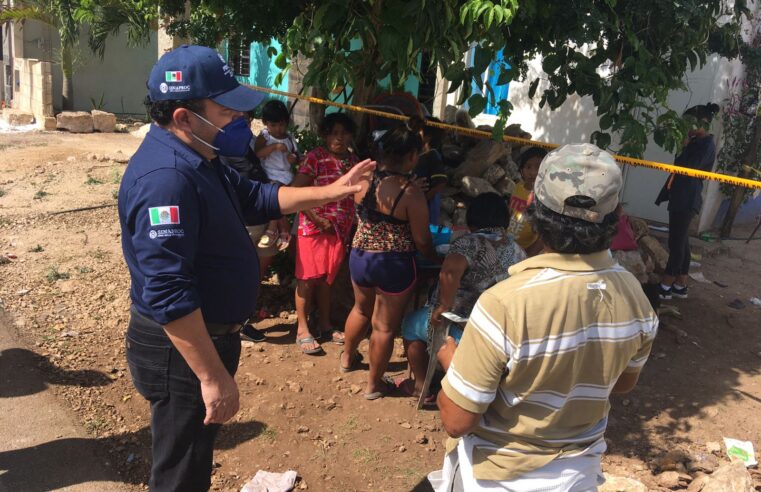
[349,248,417,295]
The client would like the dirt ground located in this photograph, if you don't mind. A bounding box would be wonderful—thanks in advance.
[1,129,760,491]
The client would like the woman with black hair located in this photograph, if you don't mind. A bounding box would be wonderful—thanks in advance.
[400,192,525,400]
[340,117,437,399]
[655,103,720,300]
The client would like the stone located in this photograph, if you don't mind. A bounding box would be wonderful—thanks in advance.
[628,217,650,241]
[461,176,497,198]
[440,196,456,215]
[494,177,516,197]
[639,235,669,271]
[613,250,648,283]
[482,164,507,184]
[687,452,720,474]
[349,384,362,394]
[687,474,710,492]
[454,108,475,129]
[700,461,754,492]
[656,471,682,489]
[706,441,722,454]
[56,111,94,133]
[297,425,309,433]
[599,474,647,492]
[131,123,151,139]
[39,116,57,131]
[91,110,116,132]
[287,381,302,393]
[415,433,428,444]
[2,108,35,126]
[397,445,406,453]
[452,207,467,227]
[654,450,690,471]
[400,422,412,429]
[454,140,508,180]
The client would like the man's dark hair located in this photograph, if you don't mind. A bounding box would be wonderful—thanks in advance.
[684,102,720,123]
[466,192,510,229]
[319,112,357,136]
[146,96,205,126]
[373,115,424,164]
[519,146,548,170]
[261,99,290,124]
[527,198,619,254]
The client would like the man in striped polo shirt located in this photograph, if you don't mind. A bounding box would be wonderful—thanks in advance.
[429,144,658,491]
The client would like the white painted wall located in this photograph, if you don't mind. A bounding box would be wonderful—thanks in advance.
[461,54,739,227]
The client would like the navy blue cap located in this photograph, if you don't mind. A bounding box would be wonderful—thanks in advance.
[147,44,266,111]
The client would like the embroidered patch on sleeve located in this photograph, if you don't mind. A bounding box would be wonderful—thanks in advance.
[149,206,180,226]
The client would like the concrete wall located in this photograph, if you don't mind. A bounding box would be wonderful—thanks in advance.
[14,20,157,114]
[11,57,53,118]
[66,29,158,114]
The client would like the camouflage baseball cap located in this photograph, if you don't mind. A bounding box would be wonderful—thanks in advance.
[534,143,622,223]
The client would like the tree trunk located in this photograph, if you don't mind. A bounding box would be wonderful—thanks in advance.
[720,115,761,238]
[61,46,74,111]
[308,86,326,130]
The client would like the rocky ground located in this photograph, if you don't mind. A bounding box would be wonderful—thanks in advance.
[1,129,760,491]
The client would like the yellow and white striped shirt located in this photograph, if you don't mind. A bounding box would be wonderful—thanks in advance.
[442,250,658,481]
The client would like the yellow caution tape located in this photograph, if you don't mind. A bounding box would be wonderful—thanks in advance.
[246,84,761,190]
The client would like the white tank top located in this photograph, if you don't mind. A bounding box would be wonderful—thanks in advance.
[259,128,297,184]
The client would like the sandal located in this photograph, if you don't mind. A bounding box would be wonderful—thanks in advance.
[331,330,345,345]
[258,229,277,248]
[364,376,396,400]
[297,336,323,355]
[394,377,419,398]
[339,350,363,373]
[277,232,291,251]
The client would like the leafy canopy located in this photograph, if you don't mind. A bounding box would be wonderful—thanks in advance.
[93,0,748,156]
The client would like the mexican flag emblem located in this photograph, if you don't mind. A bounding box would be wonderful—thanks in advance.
[165,71,182,82]
[149,206,180,226]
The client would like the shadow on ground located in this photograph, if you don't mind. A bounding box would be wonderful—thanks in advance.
[0,347,113,398]
[0,420,267,491]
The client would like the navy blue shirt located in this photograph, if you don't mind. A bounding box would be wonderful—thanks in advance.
[118,125,281,325]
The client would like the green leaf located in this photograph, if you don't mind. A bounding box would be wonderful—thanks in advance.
[542,54,561,73]
[528,78,540,99]
[590,131,612,149]
[274,53,288,70]
[468,93,487,116]
[473,46,491,74]
[599,113,613,130]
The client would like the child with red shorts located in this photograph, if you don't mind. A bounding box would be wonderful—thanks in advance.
[291,113,358,354]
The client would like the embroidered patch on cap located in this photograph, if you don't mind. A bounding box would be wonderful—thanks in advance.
[165,71,182,82]
[149,206,180,226]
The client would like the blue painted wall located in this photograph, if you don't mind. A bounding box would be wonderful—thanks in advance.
[225,39,289,102]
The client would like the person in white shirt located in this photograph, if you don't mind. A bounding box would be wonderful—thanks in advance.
[254,99,299,249]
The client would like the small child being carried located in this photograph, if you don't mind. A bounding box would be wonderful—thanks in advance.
[254,99,300,249]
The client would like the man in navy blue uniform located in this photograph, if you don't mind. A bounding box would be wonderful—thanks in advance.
[118,45,374,491]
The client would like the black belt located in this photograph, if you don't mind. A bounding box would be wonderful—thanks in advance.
[206,319,247,336]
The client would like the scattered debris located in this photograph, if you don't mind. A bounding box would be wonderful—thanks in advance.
[724,437,757,467]
[728,299,746,310]
[241,470,298,492]
[749,297,761,307]
[689,271,711,284]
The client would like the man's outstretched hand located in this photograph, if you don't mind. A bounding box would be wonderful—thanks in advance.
[325,159,376,201]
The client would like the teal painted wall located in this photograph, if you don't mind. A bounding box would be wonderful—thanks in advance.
[225,39,288,102]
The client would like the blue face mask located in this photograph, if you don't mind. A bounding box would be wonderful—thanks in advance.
[190,111,253,157]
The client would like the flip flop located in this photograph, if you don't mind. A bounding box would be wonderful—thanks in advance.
[297,336,323,355]
[277,232,291,251]
[394,377,419,398]
[364,376,396,400]
[331,330,346,345]
[339,350,363,373]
